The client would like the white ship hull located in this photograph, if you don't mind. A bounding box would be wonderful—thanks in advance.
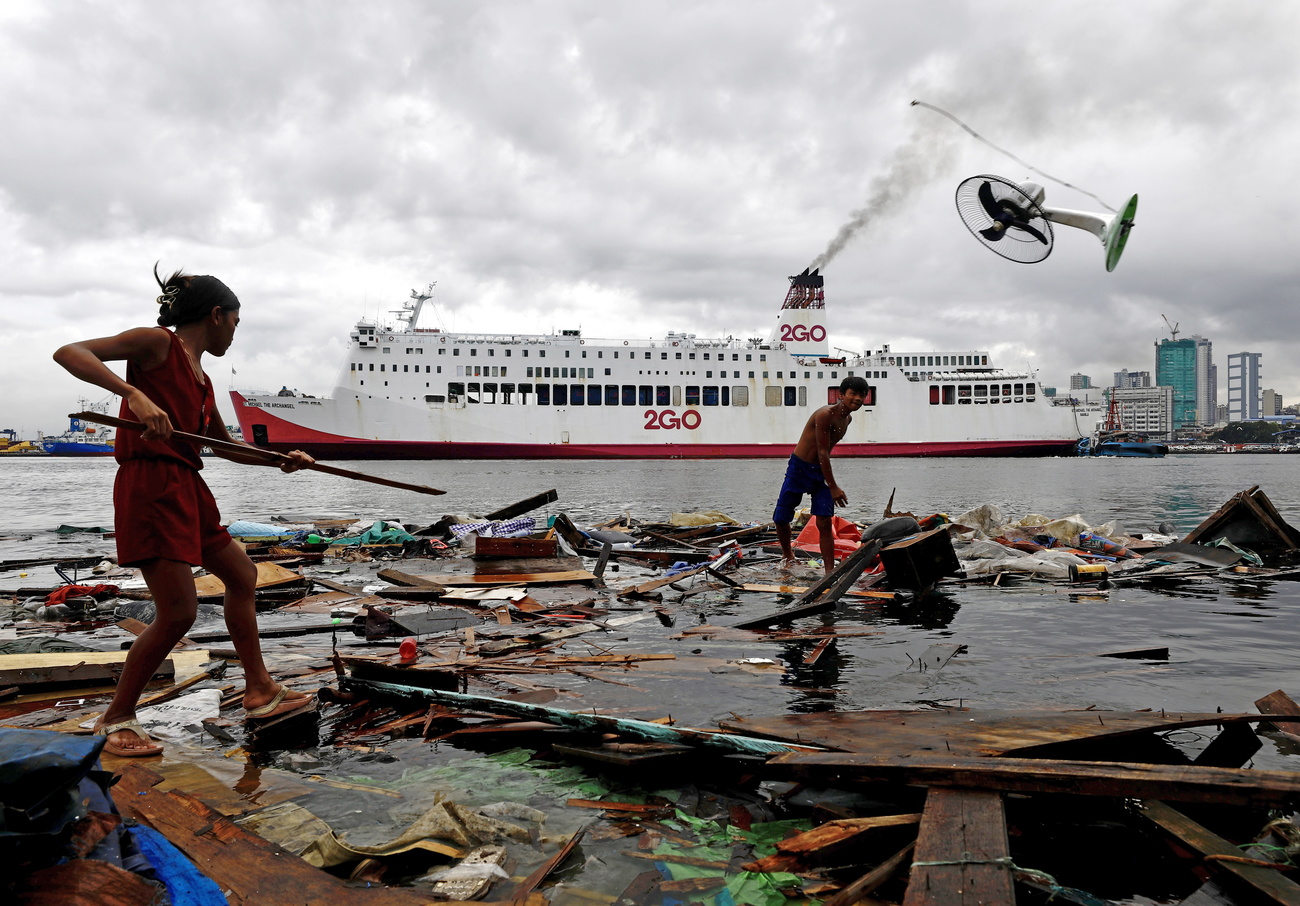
[233,275,1096,459]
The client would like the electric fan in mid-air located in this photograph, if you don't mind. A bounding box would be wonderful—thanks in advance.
[955,174,1138,272]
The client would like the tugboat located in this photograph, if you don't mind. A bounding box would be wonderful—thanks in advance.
[1076,399,1168,457]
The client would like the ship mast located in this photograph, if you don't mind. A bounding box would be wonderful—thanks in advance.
[394,282,436,332]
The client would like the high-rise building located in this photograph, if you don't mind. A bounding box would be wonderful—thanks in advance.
[1200,353,1217,425]
[1070,373,1092,390]
[1262,388,1282,417]
[1227,352,1263,422]
[1156,335,1212,428]
[1113,369,1151,389]
[1112,386,1174,437]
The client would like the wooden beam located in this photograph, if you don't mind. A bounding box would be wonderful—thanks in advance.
[903,788,1013,906]
[766,751,1300,807]
[1140,800,1300,906]
[484,488,558,520]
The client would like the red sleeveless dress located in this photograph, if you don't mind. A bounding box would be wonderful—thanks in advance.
[113,328,232,566]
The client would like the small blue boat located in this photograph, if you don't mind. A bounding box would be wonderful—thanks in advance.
[1077,430,1168,458]
[41,404,116,456]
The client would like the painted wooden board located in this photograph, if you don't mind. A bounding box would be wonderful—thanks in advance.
[904,788,1014,906]
[720,708,1298,758]
[766,751,1300,807]
[193,561,303,597]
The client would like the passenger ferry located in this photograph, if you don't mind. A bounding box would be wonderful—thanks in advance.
[232,273,1099,459]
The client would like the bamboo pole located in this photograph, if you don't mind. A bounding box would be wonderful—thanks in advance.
[71,411,446,497]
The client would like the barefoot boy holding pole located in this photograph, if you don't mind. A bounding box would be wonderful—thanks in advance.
[773,376,869,574]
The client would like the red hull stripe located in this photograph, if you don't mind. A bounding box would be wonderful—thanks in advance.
[231,391,1076,460]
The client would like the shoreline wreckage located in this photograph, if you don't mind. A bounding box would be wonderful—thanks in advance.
[3,485,1299,904]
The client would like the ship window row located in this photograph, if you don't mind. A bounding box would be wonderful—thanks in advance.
[374,343,766,364]
[906,354,987,367]
[353,363,444,374]
[928,383,1036,405]
[434,383,843,408]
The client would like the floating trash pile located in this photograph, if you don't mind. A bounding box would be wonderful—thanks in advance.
[2,486,1299,903]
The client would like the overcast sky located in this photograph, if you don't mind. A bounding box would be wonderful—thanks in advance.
[3,1,1296,436]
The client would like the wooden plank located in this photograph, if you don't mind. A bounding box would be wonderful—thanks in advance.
[720,709,1300,759]
[0,651,175,691]
[822,842,916,906]
[1140,800,1300,906]
[1192,720,1262,768]
[470,536,558,559]
[740,583,897,600]
[390,569,597,587]
[484,488,558,520]
[108,764,492,906]
[13,859,160,905]
[617,560,717,596]
[375,567,447,590]
[593,541,613,578]
[193,561,302,597]
[1256,689,1300,744]
[776,813,922,855]
[732,540,880,629]
[903,788,1014,906]
[766,752,1300,807]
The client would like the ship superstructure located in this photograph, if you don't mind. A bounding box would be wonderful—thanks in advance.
[233,274,1095,459]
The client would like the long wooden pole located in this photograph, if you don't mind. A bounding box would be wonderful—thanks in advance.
[71,411,446,497]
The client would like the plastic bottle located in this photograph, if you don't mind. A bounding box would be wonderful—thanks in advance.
[398,638,418,661]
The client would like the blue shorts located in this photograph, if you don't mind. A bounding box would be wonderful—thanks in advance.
[773,454,834,524]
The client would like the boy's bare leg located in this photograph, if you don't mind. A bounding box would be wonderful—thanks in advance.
[775,522,797,567]
[816,514,836,575]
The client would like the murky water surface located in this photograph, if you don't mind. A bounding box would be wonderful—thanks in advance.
[2,454,1298,898]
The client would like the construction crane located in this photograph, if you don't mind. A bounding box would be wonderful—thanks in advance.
[1161,314,1180,342]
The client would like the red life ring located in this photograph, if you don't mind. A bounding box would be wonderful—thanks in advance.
[672,341,679,347]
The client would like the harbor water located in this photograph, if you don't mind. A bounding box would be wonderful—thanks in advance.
[3,453,1298,730]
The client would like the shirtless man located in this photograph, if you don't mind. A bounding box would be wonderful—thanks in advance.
[773,376,869,573]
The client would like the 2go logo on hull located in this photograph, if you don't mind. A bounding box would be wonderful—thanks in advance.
[779,323,826,342]
[643,409,702,430]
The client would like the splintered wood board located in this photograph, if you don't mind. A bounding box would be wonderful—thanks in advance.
[718,709,1296,758]
[193,561,303,597]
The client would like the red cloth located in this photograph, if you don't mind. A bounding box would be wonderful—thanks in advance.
[115,328,216,470]
[112,329,229,566]
[793,515,861,558]
[45,583,119,605]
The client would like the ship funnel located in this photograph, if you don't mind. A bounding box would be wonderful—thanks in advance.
[770,269,829,356]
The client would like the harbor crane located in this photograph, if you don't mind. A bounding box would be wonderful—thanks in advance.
[1161,314,1180,342]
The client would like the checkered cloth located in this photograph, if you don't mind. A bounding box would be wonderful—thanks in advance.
[450,517,537,539]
